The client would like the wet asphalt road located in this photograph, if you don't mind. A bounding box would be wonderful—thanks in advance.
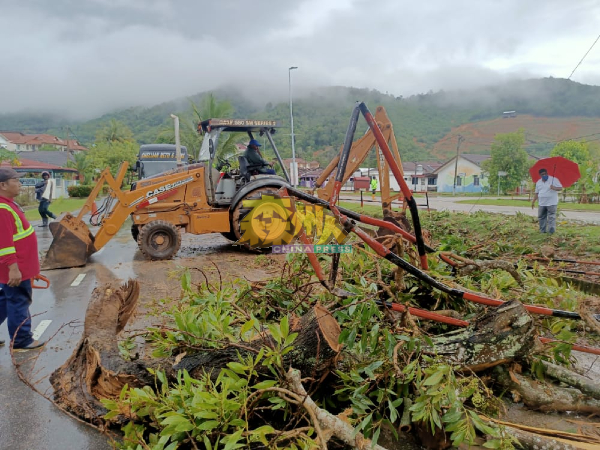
[0,219,141,450]
[340,194,600,224]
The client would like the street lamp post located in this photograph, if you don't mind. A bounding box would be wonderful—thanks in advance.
[288,66,298,186]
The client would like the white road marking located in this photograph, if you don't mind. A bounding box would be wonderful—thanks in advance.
[32,320,52,340]
[71,273,86,286]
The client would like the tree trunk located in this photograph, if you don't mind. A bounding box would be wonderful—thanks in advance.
[174,304,342,380]
[495,366,600,414]
[50,282,341,423]
[429,300,536,371]
[50,280,155,424]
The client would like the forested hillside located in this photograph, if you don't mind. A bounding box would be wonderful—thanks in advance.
[2,77,600,166]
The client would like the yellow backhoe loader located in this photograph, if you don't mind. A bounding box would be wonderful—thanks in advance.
[42,107,407,270]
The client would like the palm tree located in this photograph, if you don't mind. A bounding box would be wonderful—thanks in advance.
[158,93,239,161]
[67,152,91,184]
[95,119,135,144]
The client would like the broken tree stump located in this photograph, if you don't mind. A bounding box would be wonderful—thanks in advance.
[174,304,342,379]
[429,300,536,371]
[50,279,155,423]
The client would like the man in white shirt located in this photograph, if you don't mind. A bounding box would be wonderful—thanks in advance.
[531,168,563,234]
[38,171,57,227]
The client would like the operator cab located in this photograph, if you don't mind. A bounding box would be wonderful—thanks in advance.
[197,118,290,206]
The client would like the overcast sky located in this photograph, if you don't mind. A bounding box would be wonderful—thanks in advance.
[1,0,599,119]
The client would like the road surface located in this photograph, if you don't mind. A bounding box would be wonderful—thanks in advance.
[340,194,600,224]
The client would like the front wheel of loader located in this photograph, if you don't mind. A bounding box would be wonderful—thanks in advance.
[137,220,182,260]
[131,224,140,242]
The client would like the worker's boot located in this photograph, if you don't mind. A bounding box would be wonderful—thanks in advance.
[38,218,48,228]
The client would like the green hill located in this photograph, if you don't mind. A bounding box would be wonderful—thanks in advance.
[2,77,600,167]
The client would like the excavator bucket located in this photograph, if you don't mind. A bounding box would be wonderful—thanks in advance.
[41,214,97,270]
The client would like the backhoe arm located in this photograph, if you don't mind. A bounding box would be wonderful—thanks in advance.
[314,106,404,213]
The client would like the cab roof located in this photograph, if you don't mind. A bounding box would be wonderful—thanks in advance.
[198,118,281,134]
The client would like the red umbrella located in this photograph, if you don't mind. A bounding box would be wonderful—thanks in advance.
[529,156,581,188]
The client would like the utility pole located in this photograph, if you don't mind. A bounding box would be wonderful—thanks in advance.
[288,66,298,186]
[452,135,464,196]
[413,161,418,193]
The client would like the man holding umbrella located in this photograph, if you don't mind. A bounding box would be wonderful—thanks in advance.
[530,156,581,235]
[531,168,563,234]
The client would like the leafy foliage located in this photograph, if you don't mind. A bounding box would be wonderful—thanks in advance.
[550,140,591,164]
[67,184,94,197]
[0,148,19,165]
[95,118,135,144]
[481,130,529,193]
[85,140,138,178]
[66,151,90,184]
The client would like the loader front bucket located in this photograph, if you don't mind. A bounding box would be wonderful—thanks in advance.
[41,214,97,270]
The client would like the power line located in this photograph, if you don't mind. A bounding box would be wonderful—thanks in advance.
[567,34,600,80]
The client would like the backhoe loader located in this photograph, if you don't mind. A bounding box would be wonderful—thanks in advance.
[42,108,408,270]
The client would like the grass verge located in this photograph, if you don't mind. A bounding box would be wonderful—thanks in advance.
[455,198,600,211]
[24,198,88,222]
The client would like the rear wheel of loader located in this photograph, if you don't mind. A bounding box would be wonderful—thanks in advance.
[137,220,182,260]
[230,186,292,249]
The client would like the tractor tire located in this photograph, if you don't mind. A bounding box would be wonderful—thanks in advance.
[137,220,182,261]
[131,224,140,242]
[230,186,292,249]
[220,231,238,242]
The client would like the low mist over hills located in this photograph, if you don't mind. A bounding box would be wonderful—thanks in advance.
[2,77,600,165]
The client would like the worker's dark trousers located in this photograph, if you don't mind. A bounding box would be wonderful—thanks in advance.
[38,199,56,220]
[0,280,34,348]
[538,204,557,234]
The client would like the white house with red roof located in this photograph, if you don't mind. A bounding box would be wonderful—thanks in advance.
[0,131,87,152]
[1,158,79,198]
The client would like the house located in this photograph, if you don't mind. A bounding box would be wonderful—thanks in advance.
[17,150,75,168]
[402,161,442,193]
[434,154,491,193]
[355,161,442,193]
[0,132,87,152]
[298,169,325,188]
[282,158,320,170]
[1,157,78,198]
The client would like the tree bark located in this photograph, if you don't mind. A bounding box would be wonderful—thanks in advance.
[540,360,600,400]
[495,366,600,414]
[428,300,536,371]
[286,368,389,450]
[50,280,155,424]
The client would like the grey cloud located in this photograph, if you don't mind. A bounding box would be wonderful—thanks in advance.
[0,0,599,119]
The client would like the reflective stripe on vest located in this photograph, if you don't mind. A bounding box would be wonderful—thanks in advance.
[0,246,16,257]
[0,203,34,242]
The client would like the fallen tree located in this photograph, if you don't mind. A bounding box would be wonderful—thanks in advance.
[42,203,600,450]
[45,273,600,450]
